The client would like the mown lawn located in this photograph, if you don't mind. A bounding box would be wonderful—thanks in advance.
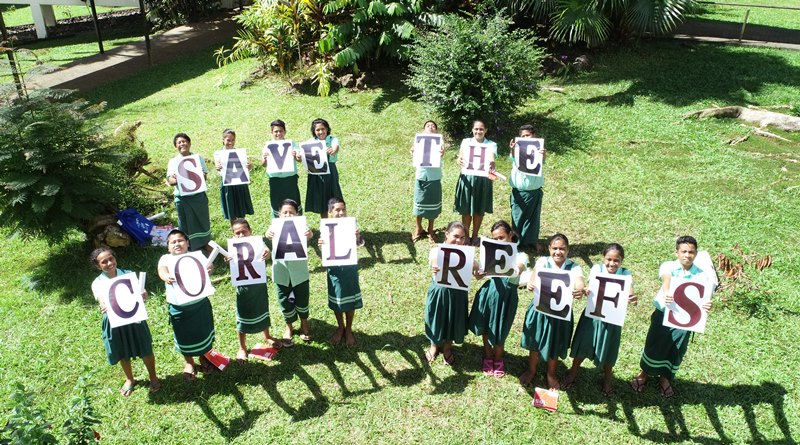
[688,0,800,30]
[1,39,799,444]
[0,5,135,27]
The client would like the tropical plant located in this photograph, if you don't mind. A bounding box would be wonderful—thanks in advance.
[61,374,101,445]
[0,384,57,445]
[144,0,220,31]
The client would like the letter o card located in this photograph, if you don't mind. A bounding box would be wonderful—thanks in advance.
[320,217,358,267]
[479,237,518,277]
[513,138,544,177]
[263,140,297,175]
[585,272,632,327]
[663,277,712,333]
[460,140,494,177]
[412,133,443,169]
[300,139,330,175]
[95,273,148,328]
[435,245,475,291]
[221,149,251,186]
[271,216,309,261]
[227,236,267,286]
[168,251,215,305]
[174,154,207,196]
[533,270,574,321]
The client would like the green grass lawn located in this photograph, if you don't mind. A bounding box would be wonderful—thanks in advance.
[1,39,799,443]
[0,5,136,27]
[688,0,800,30]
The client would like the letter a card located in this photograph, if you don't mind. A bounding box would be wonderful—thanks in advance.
[585,272,631,327]
[319,217,358,267]
[220,149,251,186]
[271,216,309,261]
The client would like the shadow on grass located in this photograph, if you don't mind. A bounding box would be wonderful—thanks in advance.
[500,110,595,155]
[310,230,421,273]
[20,26,144,52]
[574,41,800,108]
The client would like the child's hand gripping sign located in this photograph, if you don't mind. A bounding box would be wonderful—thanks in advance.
[319,217,358,267]
[299,139,330,175]
[533,269,575,321]
[271,216,309,261]
[93,272,148,328]
[227,236,267,286]
[164,251,216,305]
[513,137,544,177]
[263,140,296,175]
[435,244,476,291]
[412,133,443,169]
[479,237,519,277]
[662,277,713,333]
[173,154,207,196]
[219,149,251,186]
[585,272,632,327]
[460,140,495,177]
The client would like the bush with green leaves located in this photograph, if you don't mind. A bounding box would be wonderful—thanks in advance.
[405,10,545,133]
[0,89,147,241]
[61,375,101,445]
[1,384,57,445]
[145,0,219,31]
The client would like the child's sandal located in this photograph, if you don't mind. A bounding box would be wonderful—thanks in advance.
[493,360,506,378]
[482,358,494,376]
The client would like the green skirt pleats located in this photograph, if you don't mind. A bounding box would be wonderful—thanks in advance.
[520,300,573,360]
[101,314,153,365]
[236,283,270,334]
[168,298,215,356]
[639,309,691,381]
[570,312,622,367]
[327,265,363,312]
[305,162,343,213]
[275,280,310,323]
[175,193,212,251]
[424,281,468,346]
[453,174,493,215]
[269,175,303,217]
[413,179,442,219]
[220,183,254,220]
[468,277,518,346]
[510,187,543,248]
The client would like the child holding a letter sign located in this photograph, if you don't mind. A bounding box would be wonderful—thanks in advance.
[214,129,254,220]
[305,118,344,218]
[508,124,545,250]
[91,247,160,396]
[166,133,212,252]
[564,243,636,396]
[520,233,585,389]
[411,120,443,243]
[262,119,303,217]
[454,119,497,246]
[631,236,713,398]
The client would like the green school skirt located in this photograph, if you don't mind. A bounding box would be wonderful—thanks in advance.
[468,277,518,346]
[424,280,468,346]
[570,312,622,367]
[101,314,153,365]
[413,179,442,219]
[520,300,573,360]
[275,280,310,324]
[269,175,303,217]
[453,174,493,216]
[327,265,363,312]
[175,192,212,251]
[305,163,343,214]
[510,187,543,248]
[220,183,254,220]
[639,309,691,381]
[236,283,270,334]
[168,298,215,356]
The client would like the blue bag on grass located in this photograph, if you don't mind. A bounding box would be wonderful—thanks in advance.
[116,209,154,246]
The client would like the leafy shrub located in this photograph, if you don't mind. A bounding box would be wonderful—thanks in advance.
[61,374,101,445]
[145,0,220,31]
[1,384,57,445]
[405,10,545,133]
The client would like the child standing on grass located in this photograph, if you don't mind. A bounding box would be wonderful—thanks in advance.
[214,129,254,220]
[90,247,160,396]
[228,218,281,362]
[157,229,216,380]
[508,124,546,251]
[564,243,637,396]
[166,133,212,252]
[262,119,303,217]
[454,119,497,246]
[424,221,470,365]
[520,233,585,390]
[631,235,713,398]
[468,221,528,378]
[411,120,443,243]
[318,197,363,346]
[305,118,343,218]
[265,199,314,346]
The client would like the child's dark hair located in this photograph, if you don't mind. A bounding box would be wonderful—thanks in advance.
[222,129,236,137]
[676,235,697,250]
[310,118,331,137]
[548,233,570,247]
[231,218,251,230]
[423,120,438,130]
[89,246,114,265]
[167,229,188,241]
[327,196,345,212]
[472,118,487,129]
[271,119,286,130]
[173,133,191,146]
[603,243,625,260]
[445,221,466,233]
[519,124,536,135]
[280,198,300,213]
[490,220,517,242]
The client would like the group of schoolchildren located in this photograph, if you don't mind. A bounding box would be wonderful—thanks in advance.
[91,118,713,403]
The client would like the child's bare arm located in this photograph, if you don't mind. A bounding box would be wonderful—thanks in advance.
[629,283,637,305]
[526,268,538,292]
[158,265,175,284]
[327,142,339,156]
[661,274,673,305]
[305,228,313,239]
[572,276,586,298]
